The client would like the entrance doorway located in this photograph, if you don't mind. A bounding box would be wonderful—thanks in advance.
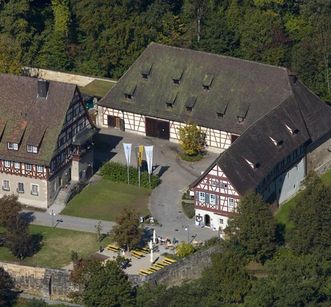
[145,117,170,140]
[107,115,122,129]
[204,214,211,227]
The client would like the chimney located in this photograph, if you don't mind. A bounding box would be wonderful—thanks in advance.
[37,79,49,98]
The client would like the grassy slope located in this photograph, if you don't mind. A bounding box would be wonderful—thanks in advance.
[79,79,116,97]
[275,169,331,230]
[0,225,110,268]
[62,179,150,221]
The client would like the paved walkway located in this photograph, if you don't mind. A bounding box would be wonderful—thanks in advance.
[27,128,219,242]
[97,128,219,242]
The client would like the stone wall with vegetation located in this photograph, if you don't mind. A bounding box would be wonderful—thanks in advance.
[0,261,78,301]
[144,245,222,287]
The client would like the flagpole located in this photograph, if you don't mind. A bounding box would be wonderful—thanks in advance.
[127,165,130,184]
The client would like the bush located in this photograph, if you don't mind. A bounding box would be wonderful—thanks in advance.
[179,152,203,162]
[100,162,160,189]
[182,201,195,219]
[175,242,195,258]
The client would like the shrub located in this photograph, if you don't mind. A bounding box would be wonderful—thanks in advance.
[175,242,195,258]
[182,201,195,219]
[100,162,160,189]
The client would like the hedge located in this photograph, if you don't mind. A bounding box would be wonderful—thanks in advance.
[100,162,160,189]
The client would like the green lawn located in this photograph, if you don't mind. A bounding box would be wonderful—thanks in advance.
[276,169,331,230]
[62,179,151,221]
[0,225,110,269]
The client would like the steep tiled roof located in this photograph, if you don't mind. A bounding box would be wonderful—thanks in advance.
[0,74,77,165]
[191,81,331,195]
[99,42,293,134]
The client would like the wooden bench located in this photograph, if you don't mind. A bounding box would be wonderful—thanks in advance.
[139,270,151,276]
[106,244,120,252]
[154,262,166,268]
[164,257,177,264]
[132,250,145,257]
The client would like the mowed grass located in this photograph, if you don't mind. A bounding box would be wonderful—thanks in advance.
[62,179,151,221]
[276,169,331,230]
[0,225,109,269]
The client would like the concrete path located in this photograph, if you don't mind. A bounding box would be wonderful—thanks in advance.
[97,129,219,242]
[26,210,115,234]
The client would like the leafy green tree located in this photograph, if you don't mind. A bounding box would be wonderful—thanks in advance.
[244,249,331,306]
[200,249,252,305]
[0,195,22,228]
[0,34,22,74]
[111,207,142,251]
[71,259,135,307]
[179,123,206,156]
[288,174,331,255]
[225,193,277,263]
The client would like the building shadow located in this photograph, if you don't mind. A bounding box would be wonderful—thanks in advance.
[93,133,123,171]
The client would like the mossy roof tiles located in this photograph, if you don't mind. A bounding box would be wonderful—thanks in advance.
[0,74,76,166]
[99,42,292,134]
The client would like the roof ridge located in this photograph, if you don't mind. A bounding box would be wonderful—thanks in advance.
[149,42,290,73]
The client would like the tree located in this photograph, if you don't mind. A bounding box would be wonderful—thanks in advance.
[225,193,277,263]
[200,249,252,305]
[0,34,22,74]
[0,267,14,306]
[110,207,142,251]
[244,249,331,306]
[0,195,22,228]
[179,123,206,156]
[71,259,135,306]
[287,174,331,255]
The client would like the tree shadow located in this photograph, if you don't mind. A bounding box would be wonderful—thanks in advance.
[276,223,286,246]
[28,233,43,257]
[0,268,19,306]
[140,228,153,247]
[19,211,35,224]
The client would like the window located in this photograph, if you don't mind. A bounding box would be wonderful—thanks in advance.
[2,180,9,191]
[17,182,24,193]
[14,162,20,169]
[198,192,205,203]
[4,160,10,168]
[220,182,228,189]
[25,164,32,171]
[37,165,44,173]
[228,198,235,211]
[8,143,18,150]
[210,194,216,205]
[27,145,38,153]
[31,184,39,196]
[219,219,224,225]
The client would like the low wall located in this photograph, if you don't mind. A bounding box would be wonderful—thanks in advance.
[22,67,116,87]
[0,262,78,301]
[144,245,222,287]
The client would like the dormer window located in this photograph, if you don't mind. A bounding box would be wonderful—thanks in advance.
[217,102,228,119]
[172,68,183,85]
[245,158,260,169]
[27,145,38,154]
[8,142,18,150]
[237,104,249,123]
[124,84,136,100]
[165,92,177,109]
[269,137,283,147]
[185,96,197,112]
[141,63,152,79]
[202,74,214,90]
[285,124,299,135]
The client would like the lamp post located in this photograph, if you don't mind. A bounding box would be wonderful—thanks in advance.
[184,225,190,243]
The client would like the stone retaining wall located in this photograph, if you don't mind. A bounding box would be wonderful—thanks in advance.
[0,262,78,301]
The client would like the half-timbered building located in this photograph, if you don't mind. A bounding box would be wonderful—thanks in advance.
[97,43,298,152]
[0,74,96,208]
[190,77,331,231]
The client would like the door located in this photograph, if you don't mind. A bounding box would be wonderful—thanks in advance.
[107,115,122,128]
[145,117,170,140]
[204,214,211,227]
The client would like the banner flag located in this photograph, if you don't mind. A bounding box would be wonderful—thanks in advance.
[135,145,144,167]
[144,145,154,174]
[123,143,132,166]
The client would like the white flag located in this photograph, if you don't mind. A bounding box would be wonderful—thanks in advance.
[123,143,132,166]
[144,145,153,174]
